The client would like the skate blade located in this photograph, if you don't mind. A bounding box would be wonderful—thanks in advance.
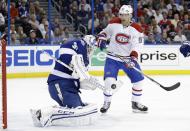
[132,109,148,113]
[100,112,109,116]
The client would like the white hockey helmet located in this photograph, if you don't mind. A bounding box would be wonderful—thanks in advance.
[83,35,96,56]
[119,5,133,15]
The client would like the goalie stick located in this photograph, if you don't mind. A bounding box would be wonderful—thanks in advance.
[115,54,180,91]
[36,47,123,92]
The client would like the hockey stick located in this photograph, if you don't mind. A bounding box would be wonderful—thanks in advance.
[35,47,122,92]
[37,47,73,71]
[115,54,180,91]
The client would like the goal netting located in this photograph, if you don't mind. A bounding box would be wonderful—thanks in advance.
[0,38,7,129]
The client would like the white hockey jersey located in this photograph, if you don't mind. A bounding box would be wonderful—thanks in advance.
[98,17,144,61]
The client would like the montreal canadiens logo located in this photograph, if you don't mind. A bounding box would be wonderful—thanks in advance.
[115,33,130,44]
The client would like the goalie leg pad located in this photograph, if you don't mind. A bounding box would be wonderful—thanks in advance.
[51,103,98,126]
[30,106,53,127]
[30,109,43,127]
[32,103,98,127]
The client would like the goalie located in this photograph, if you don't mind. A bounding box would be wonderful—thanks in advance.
[30,35,100,127]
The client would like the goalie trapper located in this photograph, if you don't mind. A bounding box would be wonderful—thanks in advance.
[132,101,148,113]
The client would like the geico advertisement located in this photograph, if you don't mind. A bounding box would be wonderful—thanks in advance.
[7,46,59,67]
[140,47,179,66]
[6,46,60,73]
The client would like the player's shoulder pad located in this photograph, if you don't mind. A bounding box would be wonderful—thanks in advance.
[130,22,143,33]
[109,17,121,24]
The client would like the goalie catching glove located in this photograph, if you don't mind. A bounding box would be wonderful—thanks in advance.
[70,54,102,90]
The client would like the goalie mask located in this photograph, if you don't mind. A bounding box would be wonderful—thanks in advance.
[83,35,97,57]
[180,41,190,57]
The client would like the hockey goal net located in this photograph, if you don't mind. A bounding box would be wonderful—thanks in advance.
[0,38,7,129]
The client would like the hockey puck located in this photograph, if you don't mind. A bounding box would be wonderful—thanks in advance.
[111,84,116,89]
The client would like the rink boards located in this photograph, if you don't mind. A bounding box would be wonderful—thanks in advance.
[6,45,190,78]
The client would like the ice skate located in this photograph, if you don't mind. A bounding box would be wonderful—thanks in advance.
[132,101,148,113]
[100,101,111,113]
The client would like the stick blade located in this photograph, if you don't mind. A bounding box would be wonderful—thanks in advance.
[161,82,180,91]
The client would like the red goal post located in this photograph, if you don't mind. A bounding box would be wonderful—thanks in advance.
[0,37,7,129]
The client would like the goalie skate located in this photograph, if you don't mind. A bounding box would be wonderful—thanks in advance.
[100,101,111,113]
[30,109,43,127]
[132,101,148,113]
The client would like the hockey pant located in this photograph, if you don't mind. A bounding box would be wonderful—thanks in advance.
[48,79,85,108]
[103,58,144,103]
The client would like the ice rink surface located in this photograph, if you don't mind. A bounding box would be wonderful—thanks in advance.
[6,75,190,131]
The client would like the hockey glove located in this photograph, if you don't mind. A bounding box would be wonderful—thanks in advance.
[125,51,138,68]
[180,43,190,57]
[97,39,107,51]
[125,58,135,68]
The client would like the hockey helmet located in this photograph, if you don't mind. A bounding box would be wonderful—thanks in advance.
[180,41,190,57]
[83,35,96,47]
[119,5,133,15]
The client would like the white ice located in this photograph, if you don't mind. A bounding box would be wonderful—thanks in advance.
[6,75,190,131]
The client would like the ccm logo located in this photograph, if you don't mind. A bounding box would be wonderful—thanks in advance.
[115,33,130,44]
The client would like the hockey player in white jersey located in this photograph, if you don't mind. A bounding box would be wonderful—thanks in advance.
[97,5,148,113]
[30,35,101,127]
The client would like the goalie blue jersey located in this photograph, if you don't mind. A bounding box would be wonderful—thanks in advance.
[47,39,89,83]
